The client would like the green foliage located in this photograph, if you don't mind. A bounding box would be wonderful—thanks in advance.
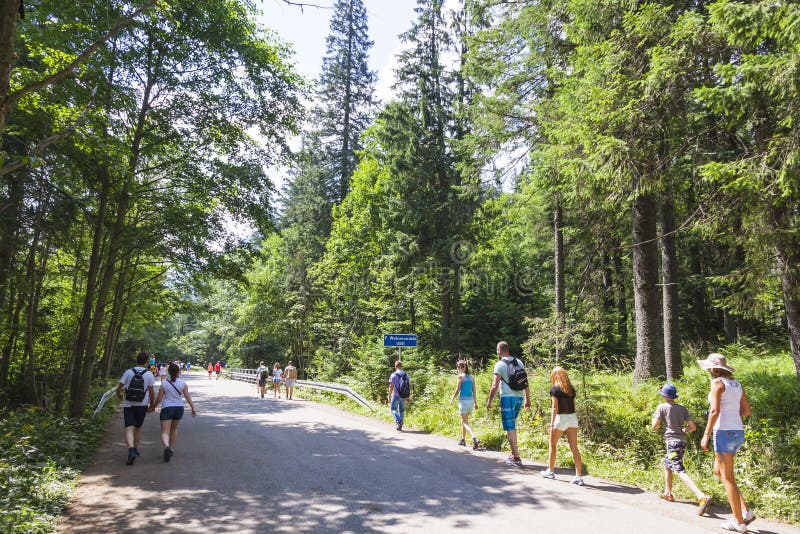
[0,386,118,532]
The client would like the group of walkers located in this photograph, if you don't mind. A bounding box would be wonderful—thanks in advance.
[391,342,756,533]
[116,352,197,466]
[255,360,298,399]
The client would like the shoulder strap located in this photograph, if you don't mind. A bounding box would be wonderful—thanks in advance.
[167,379,183,397]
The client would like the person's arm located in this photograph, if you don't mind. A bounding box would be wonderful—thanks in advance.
[650,406,661,430]
[387,380,394,403]
[184,384,197,417]
[686,420,697,433]
[550,395,558,432]
[523,385,531,409]
[740,389,752,418]
[450,376,464,404]
[151,386,163,412]
[472,378,478,410]
[115,381,125,400]
[486,373,501,408]
[701,380,724,451]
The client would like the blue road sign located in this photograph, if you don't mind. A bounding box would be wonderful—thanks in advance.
[383,334,418,347]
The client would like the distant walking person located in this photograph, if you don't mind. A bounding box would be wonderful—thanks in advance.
[449,360,480,449]
[698,353,755,532]
[207,363,213,380]
[214,361,221,379]
[115,352,156,465]
[486,341,530,467]
[651,383,711,514]
[284,360,298,400]
[388,361,411,431]
[152,363,197,462]
[542,366,584,485]
[255,361,268,398]
[272,362,283,398]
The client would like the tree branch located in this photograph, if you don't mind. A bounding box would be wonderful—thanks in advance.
[1,0,159,113]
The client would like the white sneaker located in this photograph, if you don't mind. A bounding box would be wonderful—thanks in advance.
[571,476,585,486]
[720,519,747,533]
[541,469,555,479]
[743,510,756,525]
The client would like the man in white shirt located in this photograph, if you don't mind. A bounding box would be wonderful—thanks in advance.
[115,352,156,465]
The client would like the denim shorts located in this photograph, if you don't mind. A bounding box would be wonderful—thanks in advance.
[160,406,185,421]
[458,399,475,415]
[554,412,579,431]
[713,429,745,453]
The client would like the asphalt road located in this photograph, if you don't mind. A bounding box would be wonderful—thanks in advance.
[59,374,799,534]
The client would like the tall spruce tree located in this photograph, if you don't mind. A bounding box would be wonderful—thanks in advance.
[313,0,377,204]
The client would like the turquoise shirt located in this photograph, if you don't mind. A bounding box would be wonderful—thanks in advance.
[459,374,474,399]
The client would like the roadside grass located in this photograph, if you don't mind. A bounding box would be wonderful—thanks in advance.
[303,344,800,523]
[0,383,118,533]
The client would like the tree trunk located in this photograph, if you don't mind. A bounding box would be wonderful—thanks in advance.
[0,166,23,310]
[771,203,800,381]
[613,249,628,350]
[0,278,22,387]
[554,199,565,360]
[660,196,682,380]
[101,258,129,379]
[0,0,19,134]
[688,240,707,348]
[632,193,664,383]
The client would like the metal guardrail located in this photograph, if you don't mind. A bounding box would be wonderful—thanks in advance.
[225,368,375,410]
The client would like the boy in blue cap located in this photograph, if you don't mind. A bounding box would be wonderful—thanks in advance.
[651,383,712,515]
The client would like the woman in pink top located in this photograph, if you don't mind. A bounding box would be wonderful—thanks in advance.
[697,353,754,533]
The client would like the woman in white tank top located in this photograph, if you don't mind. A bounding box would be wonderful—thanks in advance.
[697,353,754,533]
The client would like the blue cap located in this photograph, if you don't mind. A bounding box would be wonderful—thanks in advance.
[658,384,678,399]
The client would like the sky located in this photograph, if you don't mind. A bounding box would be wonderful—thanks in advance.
[256,0,421,103]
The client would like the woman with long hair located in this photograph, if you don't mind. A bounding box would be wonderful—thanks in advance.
[152,363,197,462]
[272,361,283,399]
[449,360,480,449]
[542,366,583,485]
[698,353,755,532]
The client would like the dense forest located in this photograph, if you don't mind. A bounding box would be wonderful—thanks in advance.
[0,0,798,416]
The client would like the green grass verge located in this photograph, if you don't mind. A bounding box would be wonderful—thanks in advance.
[0,384,119,533]
[303,344,800,523]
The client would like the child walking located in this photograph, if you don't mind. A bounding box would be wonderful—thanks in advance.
[651,383,712,516]
[449,360,480,450]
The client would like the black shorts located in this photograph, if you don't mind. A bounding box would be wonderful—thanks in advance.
[258,379,266,387]
[123,405,148,427]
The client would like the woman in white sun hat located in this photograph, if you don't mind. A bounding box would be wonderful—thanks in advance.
[697,353,754,533]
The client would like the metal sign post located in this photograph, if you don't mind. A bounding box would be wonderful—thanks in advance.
[383,333,418,361]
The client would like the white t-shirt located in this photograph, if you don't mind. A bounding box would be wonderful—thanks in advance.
[159,366,167,378]
[273,368,283,381]
[161,378,187,408]
[119,367,156,407]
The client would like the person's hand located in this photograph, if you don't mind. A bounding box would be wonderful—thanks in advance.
[191,408,197,417]
[148,405,155,413]
[700,435,709,451]
[524,399,531,409]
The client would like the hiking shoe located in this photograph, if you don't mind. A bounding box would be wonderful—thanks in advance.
[571,476,585,486]
[163,447,172,462]
[505,456,523,467]
[542,468,555,479]
[458,439,466,446]
[743,510,756,525]
[472,438,480,450]
[698,495,712,516]
[126,450,136,466]
[720,519,747,532]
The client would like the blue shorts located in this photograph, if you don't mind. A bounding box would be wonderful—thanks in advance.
[500,396,523,431]
[123,405,148,427]
[160,406,185,421]
[713,429,745,453]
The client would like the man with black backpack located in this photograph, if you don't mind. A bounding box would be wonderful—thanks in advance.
[388,360,411,431]
[115,351,156,465]
[486,341,531,467]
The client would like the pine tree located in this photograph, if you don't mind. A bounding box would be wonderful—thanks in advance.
[313,0,377,204]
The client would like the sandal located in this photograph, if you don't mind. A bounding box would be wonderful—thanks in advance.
[660,493,674,502]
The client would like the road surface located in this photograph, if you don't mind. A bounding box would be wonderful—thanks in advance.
[59,374,798,533]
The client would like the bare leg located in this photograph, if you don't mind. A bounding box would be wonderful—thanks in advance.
[460,413,476,440]
[565,427,582,476]
[507,429,520,458]
[663,465,673,495]
[132,426,143,449]
[548,427,564,470]
[160,419,171,448]
[716,452,745,524]
[677,471,705,500]
[125,426,136,448]
[169,419,181,449]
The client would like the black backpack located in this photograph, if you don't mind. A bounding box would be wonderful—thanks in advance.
[397,371,410,399]
[260,369,268,380]
[501,358,529,391]
[125,368,147,402]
